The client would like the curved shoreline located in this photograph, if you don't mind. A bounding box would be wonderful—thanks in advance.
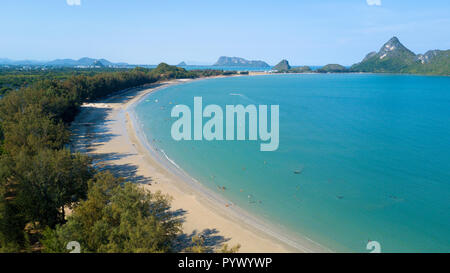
[72,76,330,252]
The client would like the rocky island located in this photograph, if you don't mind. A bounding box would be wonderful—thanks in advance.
[213,56,270,68]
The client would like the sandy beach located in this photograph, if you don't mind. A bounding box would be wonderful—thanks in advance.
[70,77,326,253]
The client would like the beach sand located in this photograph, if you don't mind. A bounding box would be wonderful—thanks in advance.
[71,78,324,253]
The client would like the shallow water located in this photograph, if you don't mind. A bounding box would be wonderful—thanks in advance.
[134,74,450,252]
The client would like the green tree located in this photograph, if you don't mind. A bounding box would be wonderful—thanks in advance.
[41,172,182,253]
[2,110,69,155]
[2,149,92,229]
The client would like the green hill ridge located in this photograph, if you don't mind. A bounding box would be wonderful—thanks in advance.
[272,59,312,73]
[351,37,449,75]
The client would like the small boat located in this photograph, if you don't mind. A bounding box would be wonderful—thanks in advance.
[293,166,304,174]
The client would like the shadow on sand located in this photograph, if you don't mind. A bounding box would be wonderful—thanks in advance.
[71,89,232,251]
[71,107,117,153]
[173,228,230,253]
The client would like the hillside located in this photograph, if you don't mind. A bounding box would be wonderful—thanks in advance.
[272,60,311,73]
[273,60,291,72]
[351,37,449,75]
[317,64,348,73]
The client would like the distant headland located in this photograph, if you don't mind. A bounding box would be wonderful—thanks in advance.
[0,57,130,68]
[213,37,449,75]
[213,56,270,68]
[270,37,449,75]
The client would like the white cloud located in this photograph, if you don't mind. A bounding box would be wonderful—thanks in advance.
[66,0,81,6]
[366,0,381,6]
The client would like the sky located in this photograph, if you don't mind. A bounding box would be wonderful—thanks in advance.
[1,0,449,65]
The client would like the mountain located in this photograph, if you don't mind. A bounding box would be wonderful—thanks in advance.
[416,50,442,64]
[409,50,450,75]
[46,57,127,67]
[273,59,291,71]
[92,60,105,67]
[213,56,270,68]
[317,64,348,73]
[47,58,82,66]
[0,57,129,67]
[272,59,311,73]
[177,61,187,66]
[351,37,449,75]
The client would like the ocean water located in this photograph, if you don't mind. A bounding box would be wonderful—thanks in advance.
[133,74,450,252]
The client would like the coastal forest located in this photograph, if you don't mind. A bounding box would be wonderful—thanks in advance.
[0,64,239,253]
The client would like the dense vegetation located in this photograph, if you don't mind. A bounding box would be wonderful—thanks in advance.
[317,64,348,73]
[403,50,450,75]
[289,66,312,73]
[41,172,181,253]
[0,65,236,96]
[0,67,128,95]
[350,52,416,73]
[0,64,239,252]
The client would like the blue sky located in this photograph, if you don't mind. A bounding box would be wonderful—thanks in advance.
[1,0,449,65]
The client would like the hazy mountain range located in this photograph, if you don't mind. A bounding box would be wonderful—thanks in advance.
[0,57,129,67]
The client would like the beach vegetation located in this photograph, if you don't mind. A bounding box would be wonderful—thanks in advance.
[41,172,182,253]
[317,64,348,73]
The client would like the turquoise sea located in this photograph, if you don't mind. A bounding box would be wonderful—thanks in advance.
[133,74,450,252]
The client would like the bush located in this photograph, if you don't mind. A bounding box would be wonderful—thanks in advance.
[41,172,182,253]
